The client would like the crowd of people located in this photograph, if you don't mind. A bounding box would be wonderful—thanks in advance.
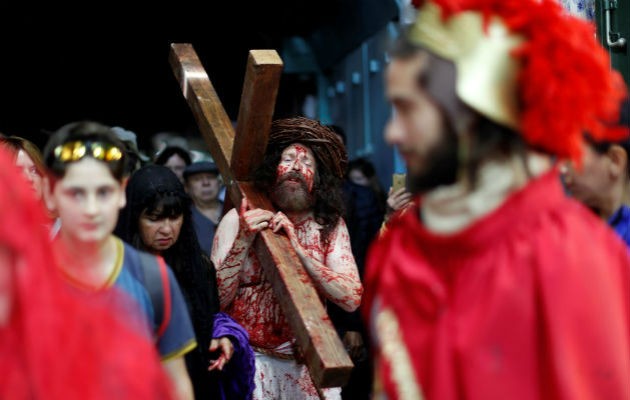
[0,117,384,400]
[1,0,630,399]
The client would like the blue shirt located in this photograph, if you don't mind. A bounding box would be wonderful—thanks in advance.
[607,205,630,250]
[113,237,197,360]
[190,203,222,257]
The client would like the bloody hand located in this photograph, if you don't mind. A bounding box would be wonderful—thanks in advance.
[208,336,234,371]
[270,211,297,241]
[238,197,274,238]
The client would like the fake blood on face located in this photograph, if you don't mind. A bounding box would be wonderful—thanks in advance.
[276,144,316,192]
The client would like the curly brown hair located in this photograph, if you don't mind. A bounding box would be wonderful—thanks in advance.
[254,117,347,244]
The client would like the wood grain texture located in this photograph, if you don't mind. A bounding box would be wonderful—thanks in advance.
[169,43,352,388]
[241,182,354,387]
[169,43,235,183]
[231,50,283,180]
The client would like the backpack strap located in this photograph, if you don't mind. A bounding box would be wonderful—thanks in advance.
[138,251,172,339]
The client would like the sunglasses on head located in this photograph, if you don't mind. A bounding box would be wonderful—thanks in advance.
[53,141,123,163]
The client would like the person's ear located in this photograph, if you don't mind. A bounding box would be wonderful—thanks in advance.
[607,145,627,179]
[43,176,57,214]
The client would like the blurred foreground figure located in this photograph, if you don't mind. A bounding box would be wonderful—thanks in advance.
[0,149,173,400]
[42,122,196,400]
[364,1,630,399]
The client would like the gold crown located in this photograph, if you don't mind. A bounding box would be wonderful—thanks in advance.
[409,2,524,130]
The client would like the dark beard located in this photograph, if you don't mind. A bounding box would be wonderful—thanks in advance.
[271,171,314,212]
[407,117,459,194]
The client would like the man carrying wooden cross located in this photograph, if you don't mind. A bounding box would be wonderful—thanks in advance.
[211,116,363,399]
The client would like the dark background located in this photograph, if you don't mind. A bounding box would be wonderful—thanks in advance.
[0,1,398,153]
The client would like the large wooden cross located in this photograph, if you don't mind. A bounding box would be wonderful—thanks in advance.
[169,43,353,388]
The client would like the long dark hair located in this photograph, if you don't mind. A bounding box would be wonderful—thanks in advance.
[154,146,191,166]
[254,118,347,244]
[114,165,218,368]
[254,143,345,244]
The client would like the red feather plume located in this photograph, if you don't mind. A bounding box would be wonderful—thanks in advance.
[412,0,628,163]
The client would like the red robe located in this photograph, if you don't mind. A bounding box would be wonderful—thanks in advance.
[0,150,174,400]
[364,170,630,399]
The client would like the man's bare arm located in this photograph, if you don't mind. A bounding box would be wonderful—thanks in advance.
[271,213,362,311]
[211,199,274,309]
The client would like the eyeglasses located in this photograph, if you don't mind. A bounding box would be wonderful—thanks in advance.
[53,141,123,163]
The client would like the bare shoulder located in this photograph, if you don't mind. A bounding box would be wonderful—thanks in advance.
[335,217,348,229]
[214,208,240,247]
[212,208,241,264]
[219,208,239,227]
[332,217,350,235]
[324,217,351,248]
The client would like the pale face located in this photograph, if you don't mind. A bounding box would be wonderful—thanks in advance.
[0,246,13,327]
[186,172,220,204]
[385,52,447,180]
[48,158,126,245]
[16,150,43,200]
[349,168,370,187]
[138,211,183,254]
[164,154,187,183]
[276,143,317,192]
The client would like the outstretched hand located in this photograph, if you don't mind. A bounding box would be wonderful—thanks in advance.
[238,197,274,238]
[208,337,234,371]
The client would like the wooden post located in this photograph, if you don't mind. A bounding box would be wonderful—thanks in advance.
[169,43,353,388]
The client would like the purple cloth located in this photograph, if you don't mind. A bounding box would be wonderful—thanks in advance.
[213,312,255,400]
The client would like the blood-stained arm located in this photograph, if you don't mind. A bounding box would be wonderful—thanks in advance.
[272,213,362,312]
[211,209,242,309]
[211,199,274,309]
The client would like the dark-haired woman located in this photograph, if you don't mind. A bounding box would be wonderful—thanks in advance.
[154,146,191,184]
[115,165,254,400]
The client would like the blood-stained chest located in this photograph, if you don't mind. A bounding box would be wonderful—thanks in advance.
[230,218,329,349]
[239,217,327,285]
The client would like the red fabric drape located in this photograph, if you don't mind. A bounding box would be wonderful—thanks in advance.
[0,149,174,400]
[364,171,630,399]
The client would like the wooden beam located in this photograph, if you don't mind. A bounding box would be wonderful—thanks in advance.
[168,43,235,183]
[169,43,353,388]
[232,50,283,180]
[241,182,354,387]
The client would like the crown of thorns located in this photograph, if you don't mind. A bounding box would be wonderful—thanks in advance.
[267,117,347,178]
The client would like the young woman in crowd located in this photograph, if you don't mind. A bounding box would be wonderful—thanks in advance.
[0,136,58,232]
[0,136,46,200]
[154,146,192,184]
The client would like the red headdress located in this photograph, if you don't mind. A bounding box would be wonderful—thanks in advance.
[410,0,628,163]
[0,149,174,399]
